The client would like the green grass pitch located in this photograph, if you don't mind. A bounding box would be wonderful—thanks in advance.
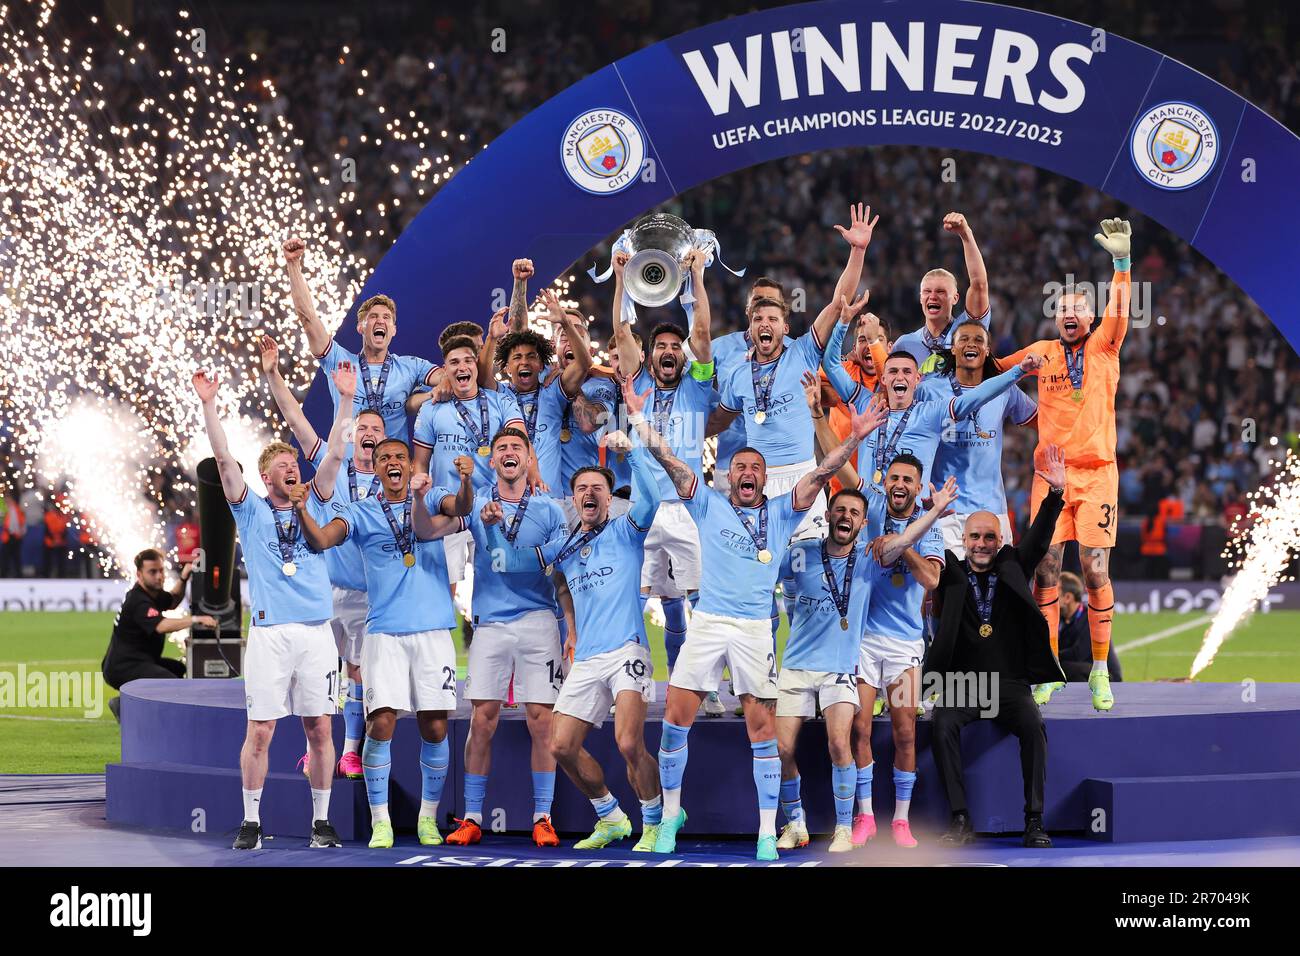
[1,609,1297,773]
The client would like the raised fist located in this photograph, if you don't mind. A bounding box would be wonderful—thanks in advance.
[282,238,305,264]
[513,258,534,281]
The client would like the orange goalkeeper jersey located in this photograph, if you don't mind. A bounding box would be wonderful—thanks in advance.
[997,269,1129,469]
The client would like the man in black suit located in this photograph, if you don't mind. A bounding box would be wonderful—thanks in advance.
[926,445,1068,849]
[1058,571,1123,682]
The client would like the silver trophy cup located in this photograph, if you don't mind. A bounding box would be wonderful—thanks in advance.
[624,213,711,308]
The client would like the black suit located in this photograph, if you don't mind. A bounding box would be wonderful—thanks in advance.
[925,489,1066,818]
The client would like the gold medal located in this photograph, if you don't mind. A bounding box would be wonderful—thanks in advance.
[476,445,490,457]
[872,469,883,484]
[281,561,296,577]
[978,623,993,638]
[840,617,849,631]
[757,548,772,564]
[1070,389,1084,403]
[753,411,767,425]
[891,572,905,587]
[403,552,416,568]
[560,428,572,443]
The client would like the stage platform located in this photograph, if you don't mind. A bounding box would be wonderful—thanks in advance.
[105,680,1300,845]
[13,776,1300,867]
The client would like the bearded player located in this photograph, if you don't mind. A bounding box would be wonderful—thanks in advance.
[483,433,664,851]
[443,427,575,848]
[891,212,991,371]
[609,245,716,678]
[997,219,1132,712]
[195,367,352,850]
[297,440,472,848]
[774,478,954,852]
[627,375,887,860]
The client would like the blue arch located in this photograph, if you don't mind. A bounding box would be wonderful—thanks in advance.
[310,0,1300,421]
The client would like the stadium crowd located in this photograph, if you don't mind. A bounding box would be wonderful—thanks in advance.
[0,0,1296,578]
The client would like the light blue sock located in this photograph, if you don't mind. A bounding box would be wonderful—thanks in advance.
[343,683,365,743]
[856,761,874,813]
[362,736,391,810]
[752,739,781,838]
[640,794,663,827]
[592,792,620,820]
[832,763,856,828]
[893,766,917,822]
[662,596,687,671]
[464,771,488,822]
[639,593,649,615]
[780,775,804,823]
[532,770,555,820]
[769,593,781,643]
[419,737,449,817]
[659,721,691,819]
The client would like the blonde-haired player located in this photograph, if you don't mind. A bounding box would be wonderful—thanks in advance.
[996,219,1132,712]
[892,212,991,370]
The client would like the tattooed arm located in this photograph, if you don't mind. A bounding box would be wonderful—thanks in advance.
[620,376,696,498]
[792,397,888,511]
[508,259,532,333]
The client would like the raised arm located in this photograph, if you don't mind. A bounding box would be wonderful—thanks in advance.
[792,395,888,511]
[821,303,864,405]
[802,371,860,490]
[314,364,357,499]
[811,203,878,347]
[477,307,508,389]
[282,238,331,358]
[607,434,662,530]
[622,378,695,498]
[951,354,1041,418]
[259,334,320,453]
[1094,218,1132,351]
[610,250,643,379]
[193,372,246,503]
[508,258,533,333]
[538,290,592,399]
[683,247,713,364]
[870,476,958,566]
[411,473,468,541]
[1019,445,1067,576]
[943,212,989,322]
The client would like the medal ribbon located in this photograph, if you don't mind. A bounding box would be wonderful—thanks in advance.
[821,540,858,622]
[551,519,609,567]
[511,385,541,442]
[347,459,380,502]
[749,354,779,416]
[921,319,953,355]
[968,569,998,627]
[357,353,394,415]
[874,405,914,480]
[453,391,491,449]
[652,384,677,436]
[948,374,987,438]
[885,511,921,579]
[1064,344,1085,390]
[731,501,769,555]
[493,486,532,544]
[378,492,414,562]
[265,498,299,565]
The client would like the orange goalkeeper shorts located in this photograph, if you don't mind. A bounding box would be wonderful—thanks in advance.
[1030,461,1119,550]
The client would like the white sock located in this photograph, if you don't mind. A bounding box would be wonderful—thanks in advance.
[310,787,330,822]
[858,796,873,815]
[369,802,390,824]
[420,799,439,819]
[1091,660,1109,676]
[466,811,484,824]
[894,798,911,822]
[343,738,361,755]
[662,787,682,821]
[591,799,627,823]
[242,788,263,824]
[758,806,777,838]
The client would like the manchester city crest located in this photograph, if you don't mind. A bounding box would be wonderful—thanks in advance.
[1129,101,1218,191]
[561,108,646,195]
